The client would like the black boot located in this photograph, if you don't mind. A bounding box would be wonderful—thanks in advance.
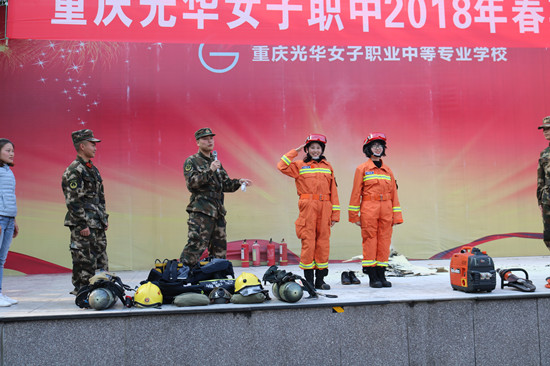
[341,271,351,285]
[376,266,392,287]
[304,269,315,288]
[348,271,361,285]
[315,269,331,290]
[362,267,382,288]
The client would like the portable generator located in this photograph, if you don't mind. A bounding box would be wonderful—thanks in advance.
[450,246,496,293]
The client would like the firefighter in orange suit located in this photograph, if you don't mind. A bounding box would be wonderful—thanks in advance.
[277,134,340,290]
[349,133,403,288]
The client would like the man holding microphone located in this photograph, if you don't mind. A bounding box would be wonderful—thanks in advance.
[180,128,252,267]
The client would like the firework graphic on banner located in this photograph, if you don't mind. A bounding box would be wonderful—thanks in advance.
[0,39,149,126]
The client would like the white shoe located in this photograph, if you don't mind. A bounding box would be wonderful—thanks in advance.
[0,296,12,307]
[1,294,18,305]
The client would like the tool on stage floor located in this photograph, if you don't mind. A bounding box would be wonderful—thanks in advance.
[263,265,338,300]
[450,246,496,293]
[498,268,536,292]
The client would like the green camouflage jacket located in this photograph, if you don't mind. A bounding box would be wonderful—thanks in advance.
[537,145,550,205]
[61,156,108,230]
[184,151,241,218]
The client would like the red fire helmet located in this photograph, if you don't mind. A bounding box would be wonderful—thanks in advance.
[305,134,328,145]
[363,133,387,148]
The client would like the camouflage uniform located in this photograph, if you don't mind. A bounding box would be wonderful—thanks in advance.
[180,128,242,267]
[537,116,550,250]
[62,130,109,292]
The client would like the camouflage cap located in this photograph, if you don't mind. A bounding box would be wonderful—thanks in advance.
[195,127,215,140]
[72,129,101,144]
[538,116,550,129]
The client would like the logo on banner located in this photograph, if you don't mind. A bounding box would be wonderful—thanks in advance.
[198,44,239,74]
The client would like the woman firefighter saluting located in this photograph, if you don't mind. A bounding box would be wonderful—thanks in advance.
[277,134,340,290]
[349,133,403,288]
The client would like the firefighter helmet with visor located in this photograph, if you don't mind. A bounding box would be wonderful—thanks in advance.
[304,134,327,153]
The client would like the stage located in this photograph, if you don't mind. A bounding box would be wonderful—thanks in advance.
[1,257,549,365]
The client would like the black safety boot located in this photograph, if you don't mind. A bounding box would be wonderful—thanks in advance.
[376,266,392,287]
[348,271,361,285]
[315,269,331,290]
[363,266,382,288]
[341,271,351,285]
[304,269,315,288]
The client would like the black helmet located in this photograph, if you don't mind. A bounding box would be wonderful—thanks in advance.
[209,287,232,304]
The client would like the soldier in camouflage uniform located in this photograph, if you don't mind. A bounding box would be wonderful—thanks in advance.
[180,128,252,267]
[62,129,109,294]
[537,116,550,251]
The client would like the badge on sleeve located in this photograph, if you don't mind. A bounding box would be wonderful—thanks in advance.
[69,179,79,189]
[185,162,193,172]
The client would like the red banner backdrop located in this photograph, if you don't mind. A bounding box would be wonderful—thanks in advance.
[6,0,550,46]
[1,38,549,274]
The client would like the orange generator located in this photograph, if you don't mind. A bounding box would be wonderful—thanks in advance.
[450,246,496,293]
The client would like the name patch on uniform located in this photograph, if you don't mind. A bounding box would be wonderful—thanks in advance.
[184,163,193,172]
[301,166,311,169]
[365,171,375,175]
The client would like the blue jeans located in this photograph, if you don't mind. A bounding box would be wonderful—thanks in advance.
[0,216,15,293]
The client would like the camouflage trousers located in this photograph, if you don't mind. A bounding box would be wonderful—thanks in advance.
[69,227,109,291]
[542,203,550,250]
[180,212,227,268]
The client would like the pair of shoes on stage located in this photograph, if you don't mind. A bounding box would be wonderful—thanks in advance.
[0,294,18,307]
[341,271,361,285]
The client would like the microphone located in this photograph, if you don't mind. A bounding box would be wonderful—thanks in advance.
[212,150,220,173]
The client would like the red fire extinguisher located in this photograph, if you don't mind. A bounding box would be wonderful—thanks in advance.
[252,240,261,266]
[241,239,249,268]
[267,238,275,266]
[279,238,288,266]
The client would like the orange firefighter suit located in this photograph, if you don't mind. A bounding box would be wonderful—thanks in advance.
[277,149,340,270]
[348,159,403,268]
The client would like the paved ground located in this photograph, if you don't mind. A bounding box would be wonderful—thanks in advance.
[1,256,549,320]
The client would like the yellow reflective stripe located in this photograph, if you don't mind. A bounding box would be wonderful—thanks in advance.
[362,260,377,266]
[299,168,332,175]
[316,262,329,269]
[363,174,391,181]
[393,207,402,212]
[299,262,315,270]
[349,205,360,212]
[378,262,389,267]
[332,205,340,211]
[281,155,291,166]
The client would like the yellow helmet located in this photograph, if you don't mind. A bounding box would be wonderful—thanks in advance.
[134,282,162,308]
[235,272,263,296]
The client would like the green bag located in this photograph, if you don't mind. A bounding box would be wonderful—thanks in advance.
[230,293,267,304]
[173,293,209,307]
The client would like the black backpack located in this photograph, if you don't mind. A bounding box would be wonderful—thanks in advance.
[146,259,203,304]
[186,258,235,284]
[75,275,132,308]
